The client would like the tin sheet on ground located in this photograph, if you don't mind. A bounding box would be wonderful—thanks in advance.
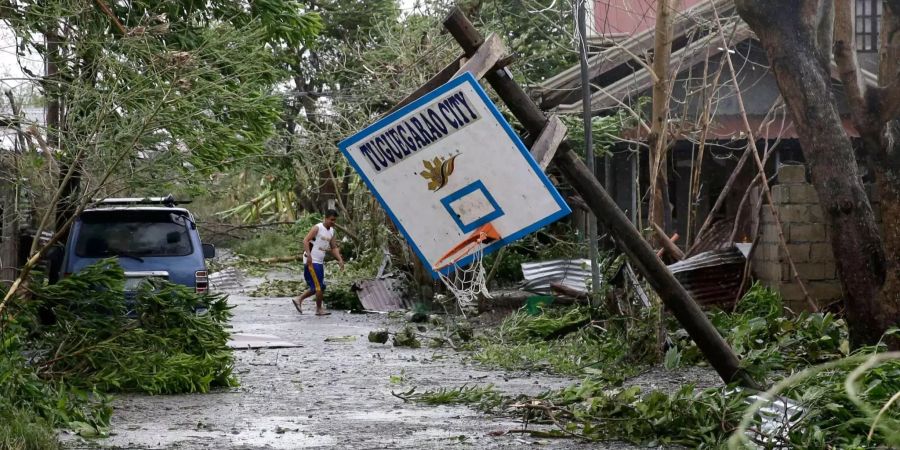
[227,333,301,350]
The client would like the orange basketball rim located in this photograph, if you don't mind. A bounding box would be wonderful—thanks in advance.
[433,223,501,270]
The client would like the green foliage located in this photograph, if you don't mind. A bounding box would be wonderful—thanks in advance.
[538,383,750,447]
[393,384,503,412]
[27,261,237,394]
[459,0,577,83]
[234,231,303,259]
[499,307,590,341]
[0,408,60,450]
[774,351,900,448]
[2,0,323,216]
[474,306,656,381]
[560,114,627,160]
[672,283,849,380]
[1,308,111,443]
[1,260,236,444]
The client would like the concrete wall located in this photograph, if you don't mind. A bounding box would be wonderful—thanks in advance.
[751,164,873,311]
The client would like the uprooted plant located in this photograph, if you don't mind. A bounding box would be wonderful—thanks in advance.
[1,259,236,442]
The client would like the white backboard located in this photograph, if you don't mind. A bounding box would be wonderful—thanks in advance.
[338,73,571,278]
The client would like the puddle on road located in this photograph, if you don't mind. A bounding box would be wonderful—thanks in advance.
[344,405,471,422]
[229,416,336,449]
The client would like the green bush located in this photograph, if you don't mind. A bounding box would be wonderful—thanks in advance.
[0,259,237,444]
[28,261,237,394]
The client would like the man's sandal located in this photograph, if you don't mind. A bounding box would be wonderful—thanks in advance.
[292,298,303,314]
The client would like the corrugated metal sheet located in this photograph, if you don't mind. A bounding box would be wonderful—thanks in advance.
[686,219,735,258]
[354,277,411,312]
[521,259,592,295]
[668,248,746,307]
[209,267,245,293]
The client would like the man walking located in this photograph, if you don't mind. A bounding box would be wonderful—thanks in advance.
[293,210,344,315]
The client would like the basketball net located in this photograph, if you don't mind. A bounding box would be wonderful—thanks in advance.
[434,224,500,315]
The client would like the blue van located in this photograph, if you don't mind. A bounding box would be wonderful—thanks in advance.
[60,196,215,296]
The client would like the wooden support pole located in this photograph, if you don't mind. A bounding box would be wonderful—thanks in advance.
[530,116,567,170]
[443,7,756,388]
[454,33,506,80]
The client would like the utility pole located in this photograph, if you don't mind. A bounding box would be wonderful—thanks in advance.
[577,0,601,300]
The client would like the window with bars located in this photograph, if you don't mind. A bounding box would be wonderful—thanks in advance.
[856,0,882,52]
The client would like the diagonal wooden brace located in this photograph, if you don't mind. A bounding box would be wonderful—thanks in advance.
[453,33,506,80]
[530,115,567,170]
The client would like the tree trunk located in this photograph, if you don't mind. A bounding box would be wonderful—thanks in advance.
[648,0,675,236]
[0,158,19,286]
[735,0,891,347]
[874,2,900,349]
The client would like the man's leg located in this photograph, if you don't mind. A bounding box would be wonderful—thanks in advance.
[315,290,326,315]
[293,289,314,313]
[312,263,330,315]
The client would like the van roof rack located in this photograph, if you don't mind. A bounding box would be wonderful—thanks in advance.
[93,195,190,207]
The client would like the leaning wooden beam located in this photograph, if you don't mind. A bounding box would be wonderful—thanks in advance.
[453,33,506,79]
[443,7,757,389]
[530,115,567,170]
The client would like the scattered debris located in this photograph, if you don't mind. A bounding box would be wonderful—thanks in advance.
[393,326,421,348]
[668,247,747,308]
[324,335,357,343]
[249,279,303,297]
[208,267,245,292]
[406,311,428,323]
[520,259,591,295]
[353,277,410,312]
[368,329,390,344]
[227,333,301,350]
[451,322,474,342]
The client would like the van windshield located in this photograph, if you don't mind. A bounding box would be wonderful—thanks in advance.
[75,210,193,258]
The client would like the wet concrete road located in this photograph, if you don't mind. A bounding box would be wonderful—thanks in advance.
[61,275,652,449]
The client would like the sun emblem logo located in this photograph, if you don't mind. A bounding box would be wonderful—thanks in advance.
[420,154,459,191]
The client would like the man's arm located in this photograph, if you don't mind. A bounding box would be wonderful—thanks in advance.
[302,225,318,259]
[331,241,345,270]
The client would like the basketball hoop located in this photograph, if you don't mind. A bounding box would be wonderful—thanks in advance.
[434,223,501,315]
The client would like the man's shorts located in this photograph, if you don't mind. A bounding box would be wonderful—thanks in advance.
[304,262,326,293]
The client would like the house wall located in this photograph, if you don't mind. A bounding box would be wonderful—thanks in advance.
[751,164,880,311]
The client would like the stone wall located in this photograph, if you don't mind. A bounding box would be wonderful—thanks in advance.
[752,164,847,311]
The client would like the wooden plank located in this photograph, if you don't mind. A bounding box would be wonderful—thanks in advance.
[382,56,463,117]
[453,33,506,80]
[530,115,567,170]
[652,223,685,260]
[443,7,759,390]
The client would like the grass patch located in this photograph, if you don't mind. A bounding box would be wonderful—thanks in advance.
[0,408,60,450]
[233,229,302,259]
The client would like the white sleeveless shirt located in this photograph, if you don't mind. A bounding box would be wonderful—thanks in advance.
[308,223,334,264]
